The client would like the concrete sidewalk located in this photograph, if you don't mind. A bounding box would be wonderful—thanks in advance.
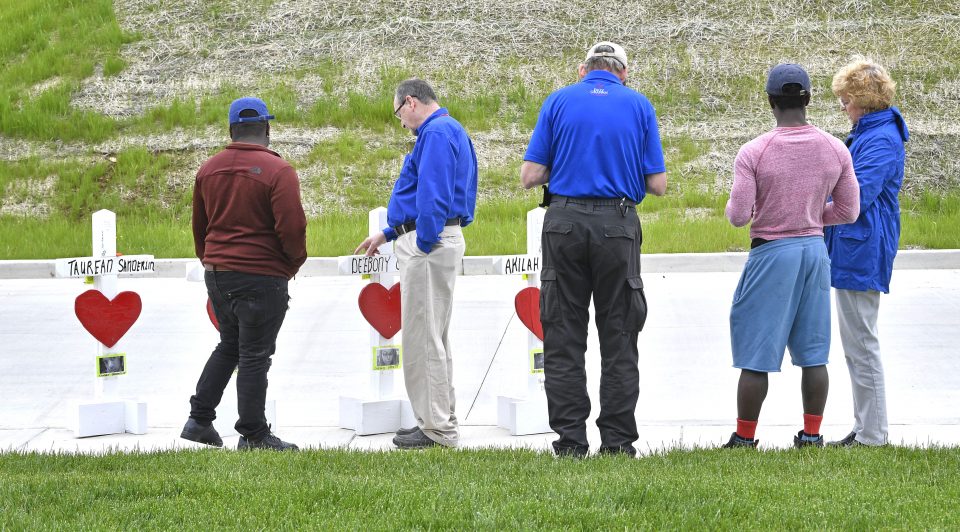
[1,256,958,454]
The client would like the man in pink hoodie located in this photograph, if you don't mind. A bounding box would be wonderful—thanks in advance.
[723,64,860,449]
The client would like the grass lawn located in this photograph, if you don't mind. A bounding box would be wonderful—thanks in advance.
[1,446,958,529]
[2,190,959,259]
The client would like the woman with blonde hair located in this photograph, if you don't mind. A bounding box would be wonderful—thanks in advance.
[825,57,909,447]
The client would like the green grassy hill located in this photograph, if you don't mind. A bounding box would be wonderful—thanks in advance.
[1,0,958,258]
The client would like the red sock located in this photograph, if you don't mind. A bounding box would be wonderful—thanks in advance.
[736,419,758,440]
[803,414,823,436]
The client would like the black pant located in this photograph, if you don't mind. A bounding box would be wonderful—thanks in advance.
[189,271,289,439]
[539,197,648,455]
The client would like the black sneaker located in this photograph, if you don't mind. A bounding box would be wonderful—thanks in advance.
[793,430,825,448]
[180,418,223,447]
[722,432,759,449]
[238,432,299,451]
[827,431,865,447]
[392,428,441,449]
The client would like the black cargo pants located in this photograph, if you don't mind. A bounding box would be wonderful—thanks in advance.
[539,195,648,456]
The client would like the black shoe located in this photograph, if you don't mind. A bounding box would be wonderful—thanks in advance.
[180,418,223,447]
[722,432,759,449]
[395,426,419,436]
[597,445,637,458]
[552,442,589,458]
[827,431,865,447]
[793,430,825,448]
[238,431,299,451]
[392,428,440,449]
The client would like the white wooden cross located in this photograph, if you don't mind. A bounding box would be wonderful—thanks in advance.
[336,207,414,435]
[55,209,154,437]
[496,207,552,435]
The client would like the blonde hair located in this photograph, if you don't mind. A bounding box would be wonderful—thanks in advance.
[832,57,896,113]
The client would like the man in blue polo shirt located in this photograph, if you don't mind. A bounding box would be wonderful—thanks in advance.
[521,41,667,457]
[355,79,477,449]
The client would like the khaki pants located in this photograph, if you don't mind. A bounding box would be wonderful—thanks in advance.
[394,226,465,446]
[835,289,888,445]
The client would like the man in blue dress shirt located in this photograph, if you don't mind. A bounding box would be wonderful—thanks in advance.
[356,79,478,449]
[521,42,667,457]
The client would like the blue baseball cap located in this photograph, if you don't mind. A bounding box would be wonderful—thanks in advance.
[766,63,811,96]
[228,97,275,124]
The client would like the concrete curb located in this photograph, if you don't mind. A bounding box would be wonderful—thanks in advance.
[1,249,957,280]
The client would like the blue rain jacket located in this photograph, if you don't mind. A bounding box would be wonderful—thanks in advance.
[825,107,909,293]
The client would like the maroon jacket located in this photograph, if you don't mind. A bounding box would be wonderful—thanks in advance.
[192,143,307,279]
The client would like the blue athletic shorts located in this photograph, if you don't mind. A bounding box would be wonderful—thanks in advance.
[730,236,831,372]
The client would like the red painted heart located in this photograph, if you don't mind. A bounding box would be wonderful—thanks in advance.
[515,286,544,341]
[74,290,142,348]
[358,283,402,339]
[206,298,220,332]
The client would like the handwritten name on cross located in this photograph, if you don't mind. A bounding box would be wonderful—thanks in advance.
[56,210,153,397]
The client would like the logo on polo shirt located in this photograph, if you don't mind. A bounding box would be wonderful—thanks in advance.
[590,84,609,96]
[249,167,262,175]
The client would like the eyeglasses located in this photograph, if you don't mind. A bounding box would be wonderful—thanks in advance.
[838,98,850,110]
[393,98,409,118]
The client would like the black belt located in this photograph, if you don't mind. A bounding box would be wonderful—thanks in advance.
[394,217,461,236]
[549,195,637,208]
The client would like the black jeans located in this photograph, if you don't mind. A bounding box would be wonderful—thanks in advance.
[189,270,289,439]
[539,197,648,456]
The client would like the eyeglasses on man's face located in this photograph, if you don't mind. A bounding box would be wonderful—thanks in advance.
[393,98,409,118]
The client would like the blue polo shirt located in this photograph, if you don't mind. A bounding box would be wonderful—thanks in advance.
[524,70,666,203]
[384,108,478,254]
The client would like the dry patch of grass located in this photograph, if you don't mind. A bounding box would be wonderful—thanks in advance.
[61,0,960,191]
[0,175,56,217]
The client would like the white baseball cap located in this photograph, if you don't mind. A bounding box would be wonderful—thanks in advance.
[585,41,628,69]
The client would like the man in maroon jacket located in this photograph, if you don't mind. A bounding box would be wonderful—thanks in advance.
[180,97,307,451]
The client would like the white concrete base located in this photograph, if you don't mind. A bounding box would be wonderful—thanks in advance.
[339,396,415,435]
[213,399,277,437]
[74,400,147,438]
[497,395,552,436]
